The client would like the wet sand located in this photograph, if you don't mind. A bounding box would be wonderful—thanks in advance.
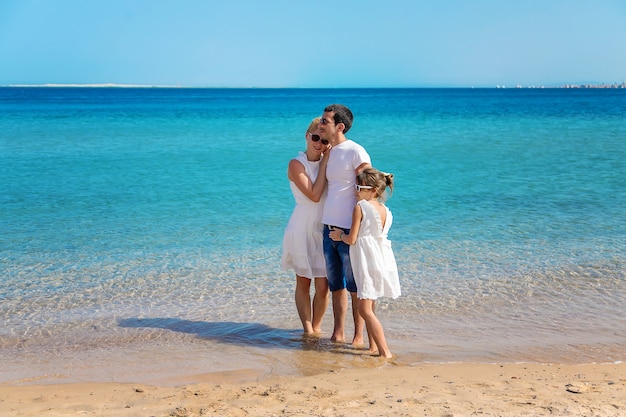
[2,362,624,416]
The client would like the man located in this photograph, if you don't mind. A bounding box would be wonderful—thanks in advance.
[318,104,371,345]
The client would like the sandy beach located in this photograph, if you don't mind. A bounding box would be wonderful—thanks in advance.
[1,362,624,416]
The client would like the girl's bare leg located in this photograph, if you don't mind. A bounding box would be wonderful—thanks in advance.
[311,277,329,334]
[364,300,378,354]
[295,275,314,334]
[358,299,392,358]
[351,292,365,347]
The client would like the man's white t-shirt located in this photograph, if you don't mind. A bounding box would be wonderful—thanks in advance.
[322,139,371,229]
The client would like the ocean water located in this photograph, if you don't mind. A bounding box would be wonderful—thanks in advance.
[1,87,625,385]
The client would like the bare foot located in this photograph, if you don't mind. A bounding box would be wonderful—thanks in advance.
[303,331,322,339]
[351,336,365,347]
[330,332,345,343]
[351,341,366,349]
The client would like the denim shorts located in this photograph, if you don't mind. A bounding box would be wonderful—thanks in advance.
[323,225,357,292]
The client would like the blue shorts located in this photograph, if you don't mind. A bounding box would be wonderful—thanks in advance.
[323,225,357,293]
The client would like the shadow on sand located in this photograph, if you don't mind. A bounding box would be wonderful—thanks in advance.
[118,317,329,350]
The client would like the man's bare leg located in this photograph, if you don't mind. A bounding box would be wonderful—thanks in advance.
[330,288,348,342]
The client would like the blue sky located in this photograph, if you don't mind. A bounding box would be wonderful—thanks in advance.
[1,0,625,87]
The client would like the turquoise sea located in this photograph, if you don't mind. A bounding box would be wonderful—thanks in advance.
[1,87,625,384]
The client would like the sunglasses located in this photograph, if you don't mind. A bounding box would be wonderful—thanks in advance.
[319,117,335,125]
[308,132,329,145]
[355,184,374,192]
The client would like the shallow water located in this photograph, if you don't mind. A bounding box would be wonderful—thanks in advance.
[1,87,625,384]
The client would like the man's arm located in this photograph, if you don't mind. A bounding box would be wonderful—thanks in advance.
[355,162,371,175]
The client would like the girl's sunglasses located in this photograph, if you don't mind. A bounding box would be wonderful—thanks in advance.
[308,132,329,145]
[355,184,374,192]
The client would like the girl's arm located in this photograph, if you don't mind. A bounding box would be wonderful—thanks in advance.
[287,155,328,203]
[328,203,362,245]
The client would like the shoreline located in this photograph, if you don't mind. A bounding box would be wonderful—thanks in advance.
[2,362,624,416]
[3,326,624,389]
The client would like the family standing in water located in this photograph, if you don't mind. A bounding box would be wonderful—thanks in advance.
[281,104,401,358]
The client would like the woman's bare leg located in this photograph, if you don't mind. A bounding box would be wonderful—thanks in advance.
[295,275,314,334]
[311,277,329,334]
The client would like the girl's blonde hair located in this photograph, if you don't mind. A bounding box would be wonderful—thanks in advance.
[356,167,394,202]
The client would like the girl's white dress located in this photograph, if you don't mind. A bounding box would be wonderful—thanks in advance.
[281,152,327,278]
[350,200,401,300]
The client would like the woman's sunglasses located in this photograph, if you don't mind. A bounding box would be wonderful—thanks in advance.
[308,132,329,145]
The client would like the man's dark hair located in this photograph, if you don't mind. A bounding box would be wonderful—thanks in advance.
[324,104,353,133]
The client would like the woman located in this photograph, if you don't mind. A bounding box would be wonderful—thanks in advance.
[281,117,331,335]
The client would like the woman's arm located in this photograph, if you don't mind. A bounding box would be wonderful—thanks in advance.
[287,150,329,203]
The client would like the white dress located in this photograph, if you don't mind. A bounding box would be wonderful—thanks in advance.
[350,200,401,300]
[281,152,327,278]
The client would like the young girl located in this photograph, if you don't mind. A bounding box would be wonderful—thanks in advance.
[329,167,401,358]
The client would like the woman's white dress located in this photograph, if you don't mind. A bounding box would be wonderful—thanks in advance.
[281,152,327,278]
[350,200,401,300]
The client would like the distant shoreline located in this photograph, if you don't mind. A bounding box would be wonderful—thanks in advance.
[2,83,626,89]
[3,83,185,88]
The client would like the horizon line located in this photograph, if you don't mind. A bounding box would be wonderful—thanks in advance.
[2,82,625,89]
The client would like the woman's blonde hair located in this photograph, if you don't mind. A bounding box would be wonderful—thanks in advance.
[307,117,321,134]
